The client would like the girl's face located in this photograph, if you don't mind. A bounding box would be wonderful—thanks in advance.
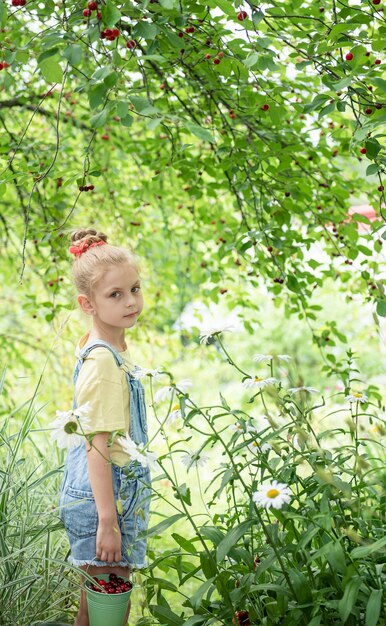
[90,262,144,329]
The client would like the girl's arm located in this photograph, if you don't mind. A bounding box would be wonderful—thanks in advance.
[86,432,122,563]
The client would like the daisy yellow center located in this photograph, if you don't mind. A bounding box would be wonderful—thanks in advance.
[353,392,363,398]
[64,420,78,434]
[266,488,280,499]
[251,442,258,447]
[172,404,180,411]
[254,376,264,382]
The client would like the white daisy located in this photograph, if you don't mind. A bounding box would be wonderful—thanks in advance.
[154,379,192,403]
[346,392,369,404]
[288,386,319,394]
[199,323,236,345]
[242,376,278,390]
[116,433,139,458]
[248,440,271,454]
[252,353,273,363]
[117,434,159,471]
[50,402,92,449]
[132,367,164,381]
[166,403,182,425]
[278,354,291,362]
[229,422,244,433]
[181,450,209,471]
[246,421,261,434]
[252,480,292,510]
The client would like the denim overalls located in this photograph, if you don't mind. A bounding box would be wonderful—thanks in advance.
[58,339,151,569]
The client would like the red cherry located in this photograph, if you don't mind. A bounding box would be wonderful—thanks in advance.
[360,147,367,154]
[262,104,270,111]
[204,53,211,59]
[101,134,109,140]
[82,8,91,17]
[185,26,195,33]
[97,10,102,18]
[11,0,20,5]
[319,6,325,11]
[19,0,26,4]
[375,103,382,109]
[374,59,381,65]
[378,185,384,192]
[365,108,373,115]
[104,29,112,36]
[345,52,353,61]
[267,246,273,252]
[112,28,119,37]
[88,1,97,9]
[237,11,248,21]
[178,32,184,37]
[126,39,136,49]
[2,61,9,68]
[373,0,381,4]
[213,57,220,64]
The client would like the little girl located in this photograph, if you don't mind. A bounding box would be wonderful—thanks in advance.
[58,228,151,626]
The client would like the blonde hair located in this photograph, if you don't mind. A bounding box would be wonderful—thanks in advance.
[69,228,140,298]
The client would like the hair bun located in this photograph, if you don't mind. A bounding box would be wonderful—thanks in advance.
[70,229,108,246]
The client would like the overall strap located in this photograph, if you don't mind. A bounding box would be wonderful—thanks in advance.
[72,340,127,408]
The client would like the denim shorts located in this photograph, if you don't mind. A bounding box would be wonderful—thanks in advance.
[59,461,151,568]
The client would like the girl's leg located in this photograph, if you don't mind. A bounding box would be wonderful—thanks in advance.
[75,564,132,626]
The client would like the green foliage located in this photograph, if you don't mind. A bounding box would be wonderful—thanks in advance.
[1,0,386,340]
[140,339,385,626]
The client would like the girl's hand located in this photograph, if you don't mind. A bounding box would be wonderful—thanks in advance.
[96,519,122,563]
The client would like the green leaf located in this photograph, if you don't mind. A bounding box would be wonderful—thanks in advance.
[189,577,215,610]
[116,101,128,118]
[92,65,114,82]
[38,57,63,83]
[142,513,185,538]
[351,535,386,558]
[121,114,133,127]
[365,589,383,626]
[307,618,321,626]
[171,533,196,554]
[200,552,217,579]
[372,77,386,93]
[200,526,224,546]
[366,164,379,176]
[252,9,264,25]
[0,1,7,28]
[101,0,121,28]
[216,520,253,562]
[184,121,215,143]
[159,0,178,9]
[338,577,361,623]
[133,22,159,40]
[244,53,259,69]
[129,96,158,115]
[182,617,205,626]
[90,109,108,128]
[62,44,82,66]
[88,83,108,110]
[149,605,184,626]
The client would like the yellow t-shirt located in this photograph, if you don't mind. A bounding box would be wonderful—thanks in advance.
[74,333,133,466]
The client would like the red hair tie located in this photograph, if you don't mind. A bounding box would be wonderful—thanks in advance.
[68,240,106,257]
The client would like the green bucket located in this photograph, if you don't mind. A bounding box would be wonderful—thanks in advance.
[85,573,133,626]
